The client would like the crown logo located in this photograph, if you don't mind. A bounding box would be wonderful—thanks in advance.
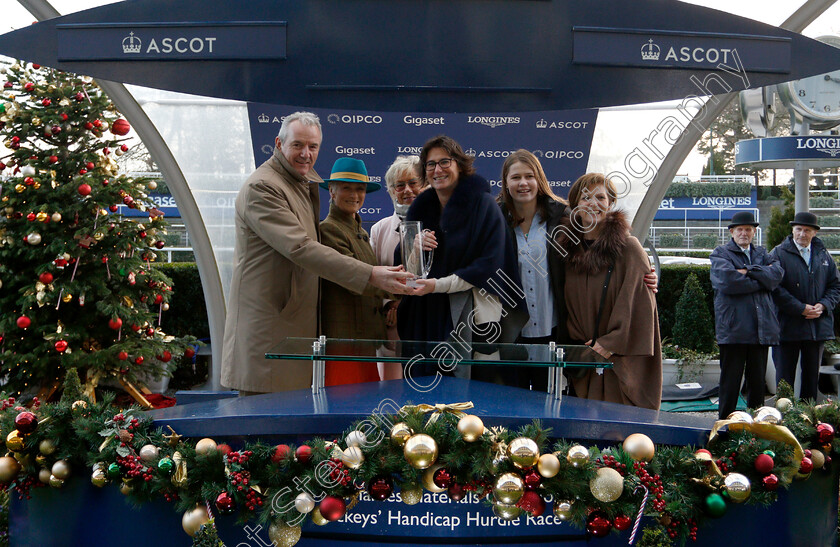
[641,39,660,61]
[536,118,547,129]
[257,113,269,123]
[122,32,142,54]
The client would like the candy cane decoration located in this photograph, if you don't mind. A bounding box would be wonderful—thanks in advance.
[629,484,649,545]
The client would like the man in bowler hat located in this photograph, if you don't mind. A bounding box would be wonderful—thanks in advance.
[770,212,840,400]
[710,211,782,418]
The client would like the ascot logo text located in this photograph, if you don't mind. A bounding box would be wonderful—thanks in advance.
[641,38,740,65]
[536,119,590,129]
[122,32,217,55]
[467,116,520,128]
[328,114,383,125]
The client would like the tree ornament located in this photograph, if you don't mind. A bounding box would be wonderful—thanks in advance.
[319,495,346,521]
[590,467,624,502]
[341,446,364,469]
[421,464,446,493]
[295,445,312,463]
[311,508,328,526]
[272,444,291,463]
[117,351,128,361]
[401,485,423,505]
[147,180,157,190]
[726,411,753,423]
[493,472,525,505]
[158,350,172,362]
[754,453,774,475]
[553,500,574,521]
[763,474,779,491]
[586,510,612,538]
[16,316,31,329]
[493,503,522,521]
[705,493,727,517]
[6,430,25,451]
[523,469,541,490]
[622,433,655,462]
[775,397,792,412]
[810,449,826,469]
[77,183,91,196]
[613,514,632,531]
[215,491,235,513]
[566,445,589,467]
[292,492,315,514]
[432,467,452,489]
[27,231,42,245]
[62,292,72,303]
[403,434,438,469]
[507,437,539,469]
[111,118,131,135]
[390,422,413,446]
[268,522,302,547]
[0,456,21,483]
[91,468,107,488]
[39,438,56,455]
[816,423,835,444]
[181,504,210,537]
[367,476,394,501]
[517,490,545,516]
[753,406,783,424]
[107,462,121,480]
[54,340,68,352]
[457,414,485,442]
[139,444,159,463]
[194,437,217,455]
[38,272,53,284]
[49,474,64,488]
[797,457,814,478]
[537,453,561,478]
[723,473,751,503]
[51,459,71,480]
[14,411,38,434]
[346,430,367,448]
[158,457,174,474]
[447,482,465,501]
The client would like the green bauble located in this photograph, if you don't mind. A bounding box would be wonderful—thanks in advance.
[158,457,174,474]
[705,493,727,517]
[107,462,121,480]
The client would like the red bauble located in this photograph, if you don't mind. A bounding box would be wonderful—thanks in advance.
[271,444,291,463]
[217,444,232,456]
[118,351,128,361]
[24,82,34,92]
[516,491,545,516]
[159,350,172,362]
[14,411,38,434]
[41,98,50,106]
[26,212,36,221]
[154,294,164,305]
[295,445,312,463]
[93,119,102,128]
[130,324,141,332]
[38,272,54,284]
[77,183,92,196]
[763,474,779,491]
[79,169,87,175]
[54,340,68,352]
[447,483,465,501]
[74,92,84,102]
[48,155,58,163]
[215,491,235,513]
[145,328,155,337]
[109,205,118,212]
[816,423,835,444]
[85,161,95,170]
[108,317,123,330]
[60,113,68,121]
[134,356,144,365]
[111,119,131,136]
[84,122,93,130]
[102,179,109,186]
[367,476,394,501]
[799,457,814,474]
[120,144,129,152]
[613,515,632,531]
[138,230,147,238]
[184,347,196,359]
[2,82,11,89]
[754,453,774,475]
[16,316,31,329]
[433,467,452,489]
[523,469,542,490]
[51,125,61,134]
[154,240,166,249]
[319,496,346,521]
[586,510,611,537]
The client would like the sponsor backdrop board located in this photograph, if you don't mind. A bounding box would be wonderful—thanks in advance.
[735,136,840,169]
[655,189,758,221]
[247,104,598,224]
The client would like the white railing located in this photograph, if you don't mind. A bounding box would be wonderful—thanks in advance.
[672,175,752,184]
[649,226,762,250]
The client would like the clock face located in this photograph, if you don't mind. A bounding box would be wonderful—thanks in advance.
[785,35,840,123]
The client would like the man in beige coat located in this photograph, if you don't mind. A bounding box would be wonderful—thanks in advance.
[221,112,409,394]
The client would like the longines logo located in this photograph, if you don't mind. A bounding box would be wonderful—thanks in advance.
[797,137,840,157]
[535,119,590,129]
[328,114,383,125]
[397,146,423,154]
[641,38,739,65]
[531,149,585,159]
[467,116,520,128]
[121,31,216,55]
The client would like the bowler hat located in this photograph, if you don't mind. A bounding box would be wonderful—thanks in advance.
[789,211,820,230]
[727,211,759,229]
[319,157,381,192]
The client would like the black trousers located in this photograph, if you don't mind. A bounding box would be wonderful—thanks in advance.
[776,341,825,401]
[718,344,768,419]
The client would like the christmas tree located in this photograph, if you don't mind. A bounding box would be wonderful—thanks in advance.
[0,60,195,397]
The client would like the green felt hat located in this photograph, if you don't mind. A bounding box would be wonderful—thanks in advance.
[319,157,381,192]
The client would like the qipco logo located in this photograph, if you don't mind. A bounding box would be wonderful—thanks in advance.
[327,114,383,125]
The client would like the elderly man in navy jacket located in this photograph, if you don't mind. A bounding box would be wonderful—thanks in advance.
[770,212,840,401]
[711,211,783,419]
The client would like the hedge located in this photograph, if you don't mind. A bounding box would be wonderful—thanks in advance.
[664,181,751,198]
[810,196,836,208]
[658,233,684,248]
[819,215,840,227]
[692,233,719,249]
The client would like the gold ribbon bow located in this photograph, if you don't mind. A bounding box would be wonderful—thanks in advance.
[400,402,474,425]
[709,419,804,481]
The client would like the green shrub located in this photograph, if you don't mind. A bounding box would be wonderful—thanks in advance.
[758,186,785,200]
[671,273,716,353]
[659,233,684,248]
[154,262,210,339]
[820,234,840,249]
[658,251,712,258]
[767,188,795,250]
[810,196,835,208]
[664,182,751,198]
[692,233,718,249]
[657,265,714,340]
[818,215,840,227]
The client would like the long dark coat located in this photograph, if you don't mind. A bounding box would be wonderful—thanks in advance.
[710,239,782,346]
[770,235,840,342]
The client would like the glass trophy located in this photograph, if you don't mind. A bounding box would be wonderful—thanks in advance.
[399,221,434,288]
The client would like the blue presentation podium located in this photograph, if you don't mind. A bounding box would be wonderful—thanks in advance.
[10,377,839,546]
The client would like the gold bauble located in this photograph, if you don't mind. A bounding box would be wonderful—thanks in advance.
[39,468,52,484]
[162,302,170,311]
[194,437,217,455]
[91,469,107,488]
[493,472,524,505]
[268,521,302,547]
[537,453,561,478]
[147,181,158,190]
[507,437,540,469]
[345,430,367,448]
[93,231,104,241]
[71,400,88,412]
[401,485,423,505]
[32,182,40,189]
[51,459,71,480]
[6,430,24,451]
[35,454,46,467]
[14,184,25,193]
[49,474,64,488]
[0,456,21,483]
[31,117,41,126]
[62,293,73,303]
[39,438,56,455]
[753,406,783,425]
[311,508,328,526]
[13,452,32,467]
[457,415,485,442]
[139,444,159,463]
[723,473,751,503]
[421,464,446,493]
[622,433,655,462]
[775,398,793,412]
[590,467,624,502]
[566,445,590,468]
[493,503,522,521]
[810,449,826,469]
[403,434,438,469]
[35,211,48,222]
[341,446,364,469]
[553,499,574,521]
[390,422,413,447]
[181,504,210,537]
[726,411,754,424]
[51,212,62,223]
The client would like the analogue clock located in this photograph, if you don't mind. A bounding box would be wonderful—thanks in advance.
[779,35,840,130]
